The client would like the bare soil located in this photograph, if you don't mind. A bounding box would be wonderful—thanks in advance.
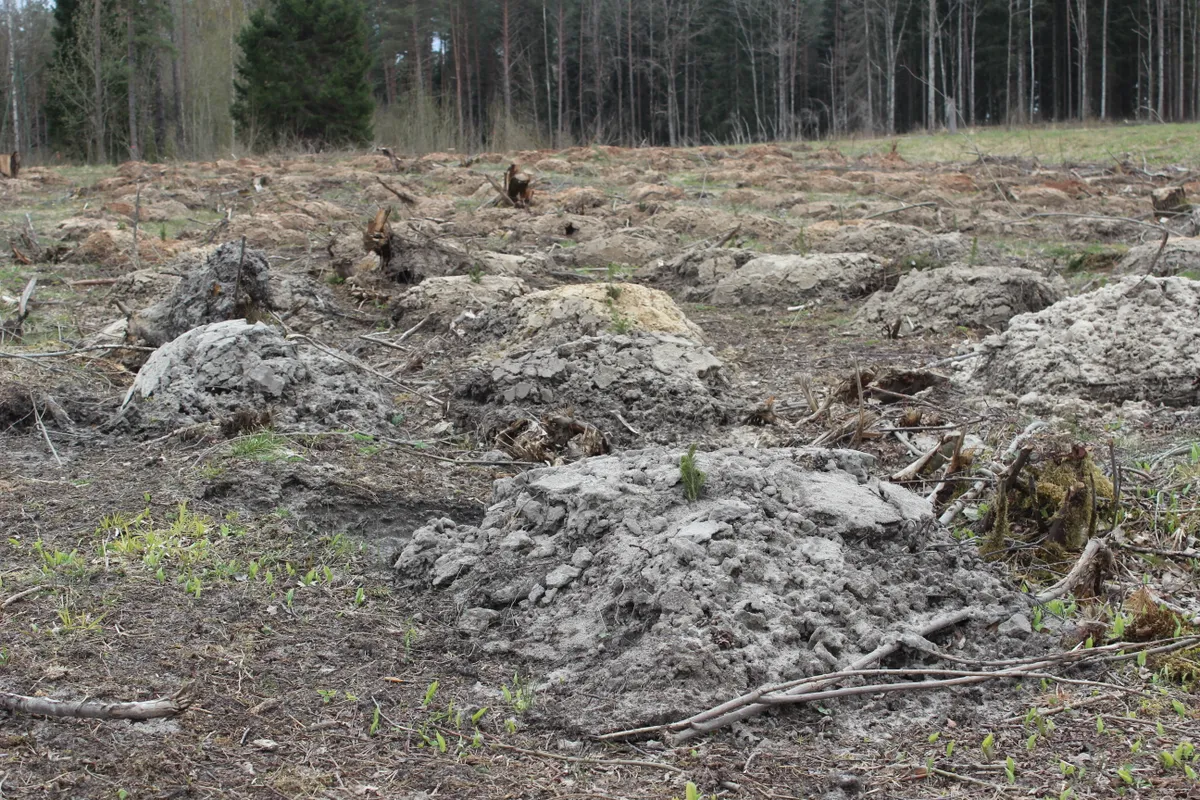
[1,144,1198,799]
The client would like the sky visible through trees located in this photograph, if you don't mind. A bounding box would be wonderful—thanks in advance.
[3,0,1200,161]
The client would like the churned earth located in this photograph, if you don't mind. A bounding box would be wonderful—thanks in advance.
[1,136,1199,799]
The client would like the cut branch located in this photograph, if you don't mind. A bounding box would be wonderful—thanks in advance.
[0,688,191,720]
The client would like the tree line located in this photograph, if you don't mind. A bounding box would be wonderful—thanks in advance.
[2,0,1200,162]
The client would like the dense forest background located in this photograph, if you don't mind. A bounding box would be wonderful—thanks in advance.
[2,0,1200,162]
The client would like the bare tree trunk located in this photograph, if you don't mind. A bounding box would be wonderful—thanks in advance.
[5,0,18,153]
[864,0,873,135]
[1017,12,1026,123]
[927,0,936,129]
[1029,0,1035,121]
[557,0,565,144]
[1006,0,1014,123]
[127,8,139,161]
[577,0,584,140]
[1072,0,1089,119]
[1158,0,1165,120]
[93,0,105,162]
[501,0,512,122]
[592,0,602,141]
[1100,0,1108,119]
[452,3,465,144]
[627,0,635,142]
[1179,0,1186,118]
[543,1,554,141]
[969,0,977,125]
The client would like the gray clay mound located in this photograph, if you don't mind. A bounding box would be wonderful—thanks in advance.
[395,447,1024,732]
[857,266,1066,333]
[453,332,729,444]
[564,228,676,267]
[128,241,274,347]
[710,253,883,306]
[974,276,1200,406]
[636,248,760,301]
[392,275,530,324]
[1115,237,1200,276]
[120,319,394,432]
[810,221,969,262]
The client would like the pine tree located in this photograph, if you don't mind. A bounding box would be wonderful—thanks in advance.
[231,0,374,148]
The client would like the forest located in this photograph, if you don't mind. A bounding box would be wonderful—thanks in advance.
[2,0,1200,162]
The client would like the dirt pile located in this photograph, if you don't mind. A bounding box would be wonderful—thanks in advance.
[807,221,969,262]
[565,229,676,267]
[127,241,274,347]
[120,319,394,432]
[710,253,883,306]
[974,276,1200,406]
[392,275,530,324]
[452,332,729,446]
[509,283,706,342]
[1116,237,1200,276]
[857,266,1066,334]
[395,446,1024,731]
[636,248,760,300]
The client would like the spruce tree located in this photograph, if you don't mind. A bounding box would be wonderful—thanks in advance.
[231,0,374,148]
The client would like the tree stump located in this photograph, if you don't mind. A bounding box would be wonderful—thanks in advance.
[363,207,393,270]
[503,164,534,208]
[0,151,18,179]
[1151,186,1189,216]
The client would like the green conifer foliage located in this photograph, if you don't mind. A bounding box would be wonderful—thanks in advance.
[231,0,374,148]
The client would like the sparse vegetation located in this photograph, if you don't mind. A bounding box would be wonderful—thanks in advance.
[679,444,707,502]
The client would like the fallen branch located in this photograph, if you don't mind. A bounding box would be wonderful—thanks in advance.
[2,585,48,608]
[375,176,417,206]
[0,687,191,720]
[479,172,516,208]
[603,627,1199,744]
[1011,212,1170,235]
[0,344,156,360]
[15,277,36,331]
[890,433,953,482]
[31,392,64,468]
[1036,537,1112,603]
[601,609,979,743]
[65,278,122,288]
[1146,228,1171,275]
[864,202,938,220]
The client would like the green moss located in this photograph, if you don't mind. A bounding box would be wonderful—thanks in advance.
[984,449,1113,559]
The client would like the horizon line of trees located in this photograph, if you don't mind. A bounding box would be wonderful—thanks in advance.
[4,0,1200,163]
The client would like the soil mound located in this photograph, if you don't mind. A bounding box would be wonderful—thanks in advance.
[453,332,729,446]
[974,276,1200,406]
[710,253,883,306]
[565,229,676,267]
[1116,237,1200,276]
[395,447,1022,731]
[510,283,706,342]
[128,241,274,347]
[857,266,1066,334]
[120,320,394,432]
[636,248,760,301]
[808,221,969,262]
[393,275,530,324]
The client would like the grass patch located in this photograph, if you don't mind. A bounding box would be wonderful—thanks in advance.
[228,431,296,462]
[819,121,1200,167]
